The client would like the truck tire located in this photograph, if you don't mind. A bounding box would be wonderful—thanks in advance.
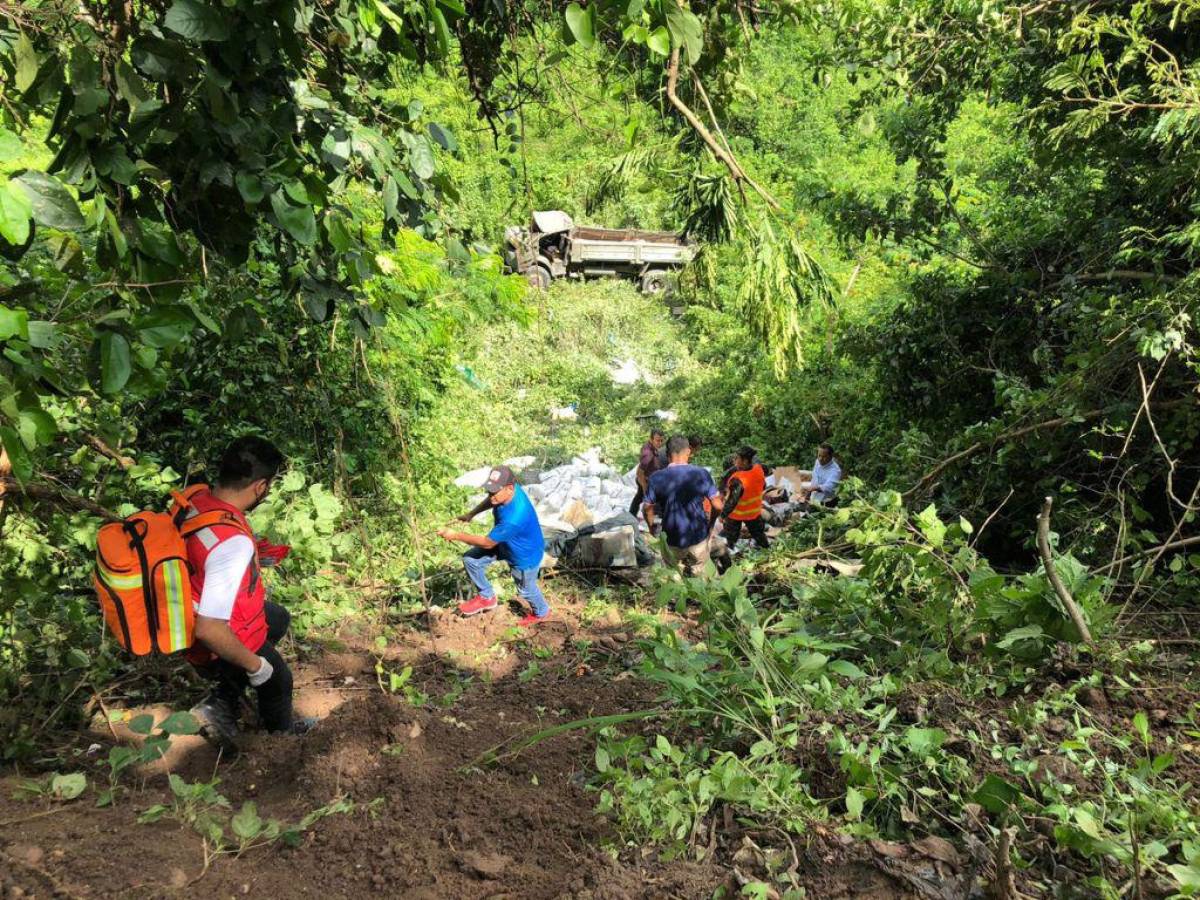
[527,265,551,291]
[640,270,669,295]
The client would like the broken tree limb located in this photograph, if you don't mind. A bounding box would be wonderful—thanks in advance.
[0,477,120,522]
[1037,496,1094,646]
[665,48,781,211]
[1095,534,1200,574]
[905,398,1193,500]
[86,434,134,469]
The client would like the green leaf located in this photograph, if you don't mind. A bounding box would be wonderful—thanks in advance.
[1168,863,1200,890]
[136,306,195,349]
[595,747,609,772]
[15,32,39,93]
[0,129,24,164]
[114,59,151,106]
[50,772,87,801]
[98,332,132,394]
[66,648,90,668]
[128,713,155,735]
[828,659,866,680]
[17,408,56,449]
[428,122,457,152]
[27,320,59,350]
[565,3,595,48]
[904,726,947,757]
[1133,711,1150,745]
[0,303,30,341]
[646,26,670,56]
[235,172,265,205]
[996,624,1045,650]
[270,191,317,245]
[410,138,436,180]
[845,786,864,820]
[0,426,32,480]
[163,0,230,41]
[14,171,85,231]
[157,711,200,735]
[232,801,263,840]
[664,4,703,63]
[973,773,1020,815]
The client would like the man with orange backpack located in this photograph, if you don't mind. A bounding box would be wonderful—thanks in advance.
[184,437,314,750]
[722,446,771,551]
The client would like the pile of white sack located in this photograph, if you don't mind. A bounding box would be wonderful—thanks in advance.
[522,448,638,529]
[454,448,638,530]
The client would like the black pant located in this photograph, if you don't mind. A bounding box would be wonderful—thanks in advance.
[203,601,294,732]
[629,483,645,517]
[723,516,769,550]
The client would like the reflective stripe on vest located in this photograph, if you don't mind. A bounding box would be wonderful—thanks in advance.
[730,465,766,521]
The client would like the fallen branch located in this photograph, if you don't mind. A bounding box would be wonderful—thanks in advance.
[1037,496,1094,646]
[86,434,134,469]
[905,398,1193,499]
[1095,534,1200,574]
[0,477,120,521]
[665,48,781,211]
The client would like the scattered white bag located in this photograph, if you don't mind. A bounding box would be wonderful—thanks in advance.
[454,466,493,489]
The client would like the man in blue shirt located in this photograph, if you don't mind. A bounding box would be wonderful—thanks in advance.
[644,435,728,576]
[800,442,843,505]
[438,465,549,627]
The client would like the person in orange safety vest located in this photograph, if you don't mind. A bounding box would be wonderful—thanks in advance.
[722,446,771,551]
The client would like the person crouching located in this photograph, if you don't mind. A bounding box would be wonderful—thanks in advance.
[438,465,549,627]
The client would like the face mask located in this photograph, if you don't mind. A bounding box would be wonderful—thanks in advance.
[246,480,270,512]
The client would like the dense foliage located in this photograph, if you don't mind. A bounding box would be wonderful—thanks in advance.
[1,0,1198,893]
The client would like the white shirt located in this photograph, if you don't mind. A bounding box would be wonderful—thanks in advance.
[195,534,254,621]
[811,457,842,500]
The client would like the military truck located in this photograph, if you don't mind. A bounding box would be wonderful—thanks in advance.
[503,210,696,294]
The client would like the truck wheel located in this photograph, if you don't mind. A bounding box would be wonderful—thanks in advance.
[527,265,551,291]
[640,270,669,295]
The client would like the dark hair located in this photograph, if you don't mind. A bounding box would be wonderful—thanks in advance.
[666,434,690,457]
[217,436,284,489]
[688,434,703,450]
[819,442,834,455]
[650,428,665,439]
[736,445,757,463]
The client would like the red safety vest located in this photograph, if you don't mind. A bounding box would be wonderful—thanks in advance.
[729,464,766,522]
[183,489,267,662]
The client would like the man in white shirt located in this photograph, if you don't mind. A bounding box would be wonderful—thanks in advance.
[799,442,842,505]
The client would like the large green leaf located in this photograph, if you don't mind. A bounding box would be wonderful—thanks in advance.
[428,122,457,152]
[646,26,671,56]
[0,303,30,341]
[0,128,23,163]
[163,0,230,41]
[0,425,33,480]
[98,332,132,394]
[136,306,195,349]
[410,138,436,180]
[15,32,39,93]
[13,172,85,231]
[565,3,595,48]
[270,191,317,245]
[0,183,32,246]
[664,4,703,63]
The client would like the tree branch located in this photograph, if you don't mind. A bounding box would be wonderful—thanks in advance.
[0,477,120,521]
[1037,496,1094,646]
[665,49,781,211]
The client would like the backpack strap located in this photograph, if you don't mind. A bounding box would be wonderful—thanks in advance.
[178,509,253,540]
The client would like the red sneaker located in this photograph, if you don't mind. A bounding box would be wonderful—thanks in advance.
[517,613,548,627]
[459,594,498,617]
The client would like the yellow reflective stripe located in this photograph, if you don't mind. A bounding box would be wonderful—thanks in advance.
[98,564,142,590]
[164,560,188,651]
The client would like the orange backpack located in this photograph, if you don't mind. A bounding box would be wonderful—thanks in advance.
[93,485,251,656]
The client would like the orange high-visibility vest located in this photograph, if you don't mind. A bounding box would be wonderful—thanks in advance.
[729,464,766,521]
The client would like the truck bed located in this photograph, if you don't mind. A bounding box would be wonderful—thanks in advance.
[572,226,686,244]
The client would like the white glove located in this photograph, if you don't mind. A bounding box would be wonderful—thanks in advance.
[247,656,274,687]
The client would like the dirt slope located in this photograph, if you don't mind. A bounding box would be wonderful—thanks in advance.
[0,597,919,899]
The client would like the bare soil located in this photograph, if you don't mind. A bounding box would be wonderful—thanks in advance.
[0,596,923,899]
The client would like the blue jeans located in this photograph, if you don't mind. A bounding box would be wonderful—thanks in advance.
[462,547,549,617]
